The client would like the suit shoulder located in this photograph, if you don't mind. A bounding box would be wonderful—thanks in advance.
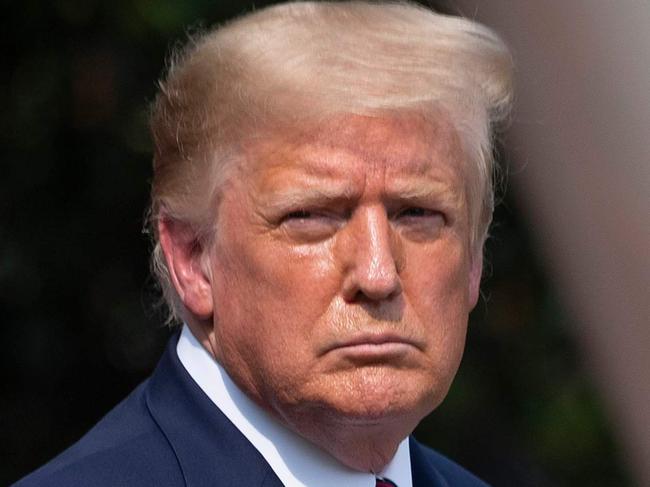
[12,381,184,487]
[410,437,490,487]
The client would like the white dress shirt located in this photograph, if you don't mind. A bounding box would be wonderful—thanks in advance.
[176,325,412,487]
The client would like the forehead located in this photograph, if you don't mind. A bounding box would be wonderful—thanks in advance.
[241,113,467,194]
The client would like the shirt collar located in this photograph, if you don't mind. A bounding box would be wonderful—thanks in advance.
[176,324,412,487]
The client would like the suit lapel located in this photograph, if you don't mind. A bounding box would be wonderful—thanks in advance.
[409,437,450,487]
[144,335,284,487]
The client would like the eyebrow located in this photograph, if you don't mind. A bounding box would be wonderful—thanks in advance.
[258,179,463,214]
[387,180,460,200]
[259,185,359,212]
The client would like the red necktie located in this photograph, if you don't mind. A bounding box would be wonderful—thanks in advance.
[376,477,398,487]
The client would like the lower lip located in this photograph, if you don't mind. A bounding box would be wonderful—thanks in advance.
[332,342,414,360]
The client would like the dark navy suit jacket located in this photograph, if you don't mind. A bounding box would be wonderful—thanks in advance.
[15,335,489,486]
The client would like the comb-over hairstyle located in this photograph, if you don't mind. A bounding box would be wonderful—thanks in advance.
[148,0,514,323]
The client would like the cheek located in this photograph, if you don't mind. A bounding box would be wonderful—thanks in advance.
[404,240,470,307]
[250,241,340,319]
[212,235,339,348]
[403,242,471,356]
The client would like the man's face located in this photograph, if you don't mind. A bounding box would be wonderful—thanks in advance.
[206,113,481,433]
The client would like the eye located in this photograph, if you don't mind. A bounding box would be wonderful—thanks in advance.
[284,210,313,220]
[280,209,340,242]
[396,207,443,220]
[399,207,431,218]
[394,207,446,239]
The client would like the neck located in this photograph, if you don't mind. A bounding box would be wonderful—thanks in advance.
[278,410,416,472]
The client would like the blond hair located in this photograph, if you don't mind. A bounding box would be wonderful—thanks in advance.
[148,1,514,323]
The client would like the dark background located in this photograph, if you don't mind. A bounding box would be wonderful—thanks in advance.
[1,1,631,485]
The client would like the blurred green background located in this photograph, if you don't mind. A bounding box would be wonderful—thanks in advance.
[1,1,632,485]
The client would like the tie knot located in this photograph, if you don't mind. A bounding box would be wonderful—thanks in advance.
[375,477,398,487]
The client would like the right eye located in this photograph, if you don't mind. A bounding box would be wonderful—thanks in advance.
[280,210,340,242]
[284,210,314,220]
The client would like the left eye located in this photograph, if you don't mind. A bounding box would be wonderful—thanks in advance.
[398,207,430,218]
[397,207,441,219]
[394,207,445,239]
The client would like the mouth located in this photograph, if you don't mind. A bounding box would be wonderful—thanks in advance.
[323,333,421,360]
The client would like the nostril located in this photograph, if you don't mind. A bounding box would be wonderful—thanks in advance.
[357,271,402,301]
[341,268,402,303]
[352,282,402,303]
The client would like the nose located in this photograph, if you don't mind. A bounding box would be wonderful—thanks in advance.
[341,206,402,302]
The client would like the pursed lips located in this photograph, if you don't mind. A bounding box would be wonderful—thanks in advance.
[322,332,423,356]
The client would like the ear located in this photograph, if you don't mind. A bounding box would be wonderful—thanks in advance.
[158,218,214,320]
[467,249,483,309]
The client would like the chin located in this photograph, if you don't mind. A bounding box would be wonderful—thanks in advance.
[311,367,445,426]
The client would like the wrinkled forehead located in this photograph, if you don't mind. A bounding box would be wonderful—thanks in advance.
[239,112,469,186]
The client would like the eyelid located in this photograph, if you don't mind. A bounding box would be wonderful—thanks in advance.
[393,206,444,218]
[281,206,349,222]
[278,208,344,243]
[283,209,313,220]
[399,207,433,215]
[281,206,445,222]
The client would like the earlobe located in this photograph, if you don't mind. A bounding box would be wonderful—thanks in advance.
[158,218,214,320]
[468,250,483,309]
